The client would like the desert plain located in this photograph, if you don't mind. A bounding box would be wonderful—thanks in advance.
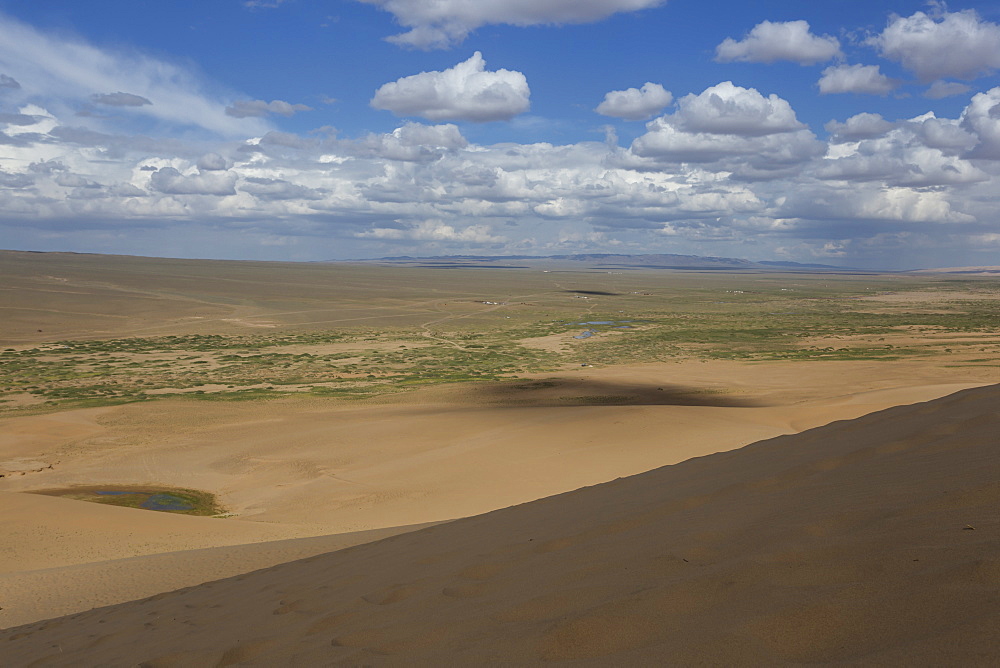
[1,249,998,665]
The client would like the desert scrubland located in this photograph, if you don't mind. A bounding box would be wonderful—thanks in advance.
[1,249,998,663]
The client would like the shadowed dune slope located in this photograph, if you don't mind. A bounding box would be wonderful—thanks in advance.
[3,385,999,666]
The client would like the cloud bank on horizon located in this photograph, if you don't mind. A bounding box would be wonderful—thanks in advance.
[1,0,1000,269]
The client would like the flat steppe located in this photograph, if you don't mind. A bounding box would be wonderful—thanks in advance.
[1,250,997,663]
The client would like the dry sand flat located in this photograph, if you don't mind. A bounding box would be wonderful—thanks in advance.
[1,358,984,536]
[2,384,997,665]
[0,359,986,629]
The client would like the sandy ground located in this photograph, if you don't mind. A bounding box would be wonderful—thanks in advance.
[2,383,997,665]
[0,521,439,633]
[0,357,991,630]
[2,251,998,661]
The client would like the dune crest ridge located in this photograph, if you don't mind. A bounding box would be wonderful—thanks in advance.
[2,384,997,665]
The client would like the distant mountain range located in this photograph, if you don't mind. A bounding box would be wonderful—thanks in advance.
[352,253,847,271]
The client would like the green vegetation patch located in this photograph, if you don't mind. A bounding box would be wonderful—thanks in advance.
[3,273,999,414]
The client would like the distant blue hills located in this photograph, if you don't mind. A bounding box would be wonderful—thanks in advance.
[355,253,847,271]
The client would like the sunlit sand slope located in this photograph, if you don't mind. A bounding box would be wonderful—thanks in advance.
[3,385,997,665]
[0,522,438,631]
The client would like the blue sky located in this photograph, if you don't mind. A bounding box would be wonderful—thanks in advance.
[1,1,1000,268]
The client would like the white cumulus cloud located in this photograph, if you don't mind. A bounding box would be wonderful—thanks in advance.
[6,63,1000,268]
[628,83,820,173]
[148,167,237,196]
[908,113,978,153]
[960,86,1000,159]
[777,184,975,225]
[196,153,229,171]
[870,8,1000,82]
[595,82,672,121]
[715,20,841,65]
[240,177,325,201]
[818,64,898,95]
[355,124,467,162]
[358,0,666,49]
[825,113,895,142]
[815,118,987,188]
[391,121,468,148]
[673,81,804,136]
[371,52,529,122]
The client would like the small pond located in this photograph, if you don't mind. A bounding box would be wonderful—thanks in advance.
[33,486,222,515]
[565,320,637,339]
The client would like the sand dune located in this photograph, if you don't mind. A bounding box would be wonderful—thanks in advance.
[2,385,998,665]
[0,522,438,630]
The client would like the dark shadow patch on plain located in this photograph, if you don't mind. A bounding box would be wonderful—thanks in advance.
[564,289,621,296]
[467,378,762,407]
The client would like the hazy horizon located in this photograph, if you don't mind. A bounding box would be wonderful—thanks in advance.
[0,246,974,273]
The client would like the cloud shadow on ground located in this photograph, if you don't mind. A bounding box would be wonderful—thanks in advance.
[467,377,762,407]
